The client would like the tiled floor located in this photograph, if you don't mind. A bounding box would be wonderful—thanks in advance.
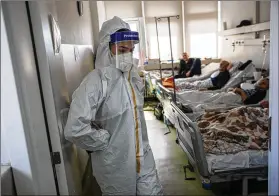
[144,111,213,196]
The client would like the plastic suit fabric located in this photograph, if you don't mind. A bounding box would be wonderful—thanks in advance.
[64,16,163,195]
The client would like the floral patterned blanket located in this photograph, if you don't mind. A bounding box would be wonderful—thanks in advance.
[197,106,269,155]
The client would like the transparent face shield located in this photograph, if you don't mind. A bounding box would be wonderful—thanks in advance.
[110,31,140,72]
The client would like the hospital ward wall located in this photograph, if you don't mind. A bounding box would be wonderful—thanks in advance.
[104,1,142,19]
[219,1,270,69]
[29,1,99,195]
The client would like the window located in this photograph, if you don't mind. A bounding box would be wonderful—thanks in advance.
[190,33,217,58]
[146,18,182,61]
[186,18,218,58]
[184,1,218,58]
[123,18,146,67]
[126,20,140,60]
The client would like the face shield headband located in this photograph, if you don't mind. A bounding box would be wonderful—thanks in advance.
[110,31,139,45]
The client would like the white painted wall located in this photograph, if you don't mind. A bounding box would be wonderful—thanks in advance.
[221,1,270,29]
[97,1,106,28]
[104,1,142,19]
[219,1,270,68]
[260,1,271,23]
[145,1,181,17]
[56,1,93,45]
[221,1,256,29]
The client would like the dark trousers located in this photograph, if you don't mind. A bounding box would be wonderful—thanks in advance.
[174,74,187,79]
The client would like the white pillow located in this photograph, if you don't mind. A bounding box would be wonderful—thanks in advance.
[229,61,243,73]
[240,83,255,90]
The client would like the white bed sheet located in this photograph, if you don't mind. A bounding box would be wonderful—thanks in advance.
[149,69,178,80]
[175,62,220,85]
[206,150,268,174]
[175,61,243,86]
[176,63,256,97]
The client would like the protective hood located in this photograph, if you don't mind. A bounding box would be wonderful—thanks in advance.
[95,16,131,69]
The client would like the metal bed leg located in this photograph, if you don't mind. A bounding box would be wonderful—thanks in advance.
[242,177,249,196]
[183,165,196,181]
[163,116,171,135]
[164,124,171,135]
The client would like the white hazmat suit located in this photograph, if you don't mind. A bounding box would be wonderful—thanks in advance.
[64,16,163,195]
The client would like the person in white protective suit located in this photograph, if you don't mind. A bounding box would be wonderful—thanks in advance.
[64,16,163,195]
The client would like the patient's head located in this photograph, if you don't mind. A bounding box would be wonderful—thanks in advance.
[256,77,269,90]
[182,52,189,61]
[219,60,230,72]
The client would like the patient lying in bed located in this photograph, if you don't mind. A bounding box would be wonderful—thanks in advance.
[176,60,231,91]
[227,77,269,105]
[181,77,269,112]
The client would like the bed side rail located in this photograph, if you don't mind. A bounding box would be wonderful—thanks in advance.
[204,104,262,113]
[157,82,174,100]
[171,102,210,177]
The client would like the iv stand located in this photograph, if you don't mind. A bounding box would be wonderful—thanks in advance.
[155,15,180,135]
[155,17,162,84]
[155,15,180,104]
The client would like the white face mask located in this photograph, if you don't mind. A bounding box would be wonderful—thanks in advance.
[112,52,134,72]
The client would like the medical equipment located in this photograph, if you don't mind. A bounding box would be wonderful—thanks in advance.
[154,15,180,104]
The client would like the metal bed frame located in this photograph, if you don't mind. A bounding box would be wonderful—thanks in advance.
[170,102,268,195]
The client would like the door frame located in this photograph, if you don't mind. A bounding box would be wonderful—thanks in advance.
[1,2,57,194]
[269,1,279,195]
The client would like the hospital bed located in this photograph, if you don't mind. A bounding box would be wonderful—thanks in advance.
[158,62,256,103]
[143,61,222,99]
[144,62,223,115]
[176,61,254,92]
[143,69,178,97]
[154,62,255,125]
[175,62,221,85]
[171,103,268,195]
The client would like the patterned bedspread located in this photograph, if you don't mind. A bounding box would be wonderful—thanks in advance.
[176,82,199,91]
[197,106,269,155]
[176,79,213,92]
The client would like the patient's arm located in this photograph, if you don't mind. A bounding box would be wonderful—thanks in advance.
[233,88,248,101]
